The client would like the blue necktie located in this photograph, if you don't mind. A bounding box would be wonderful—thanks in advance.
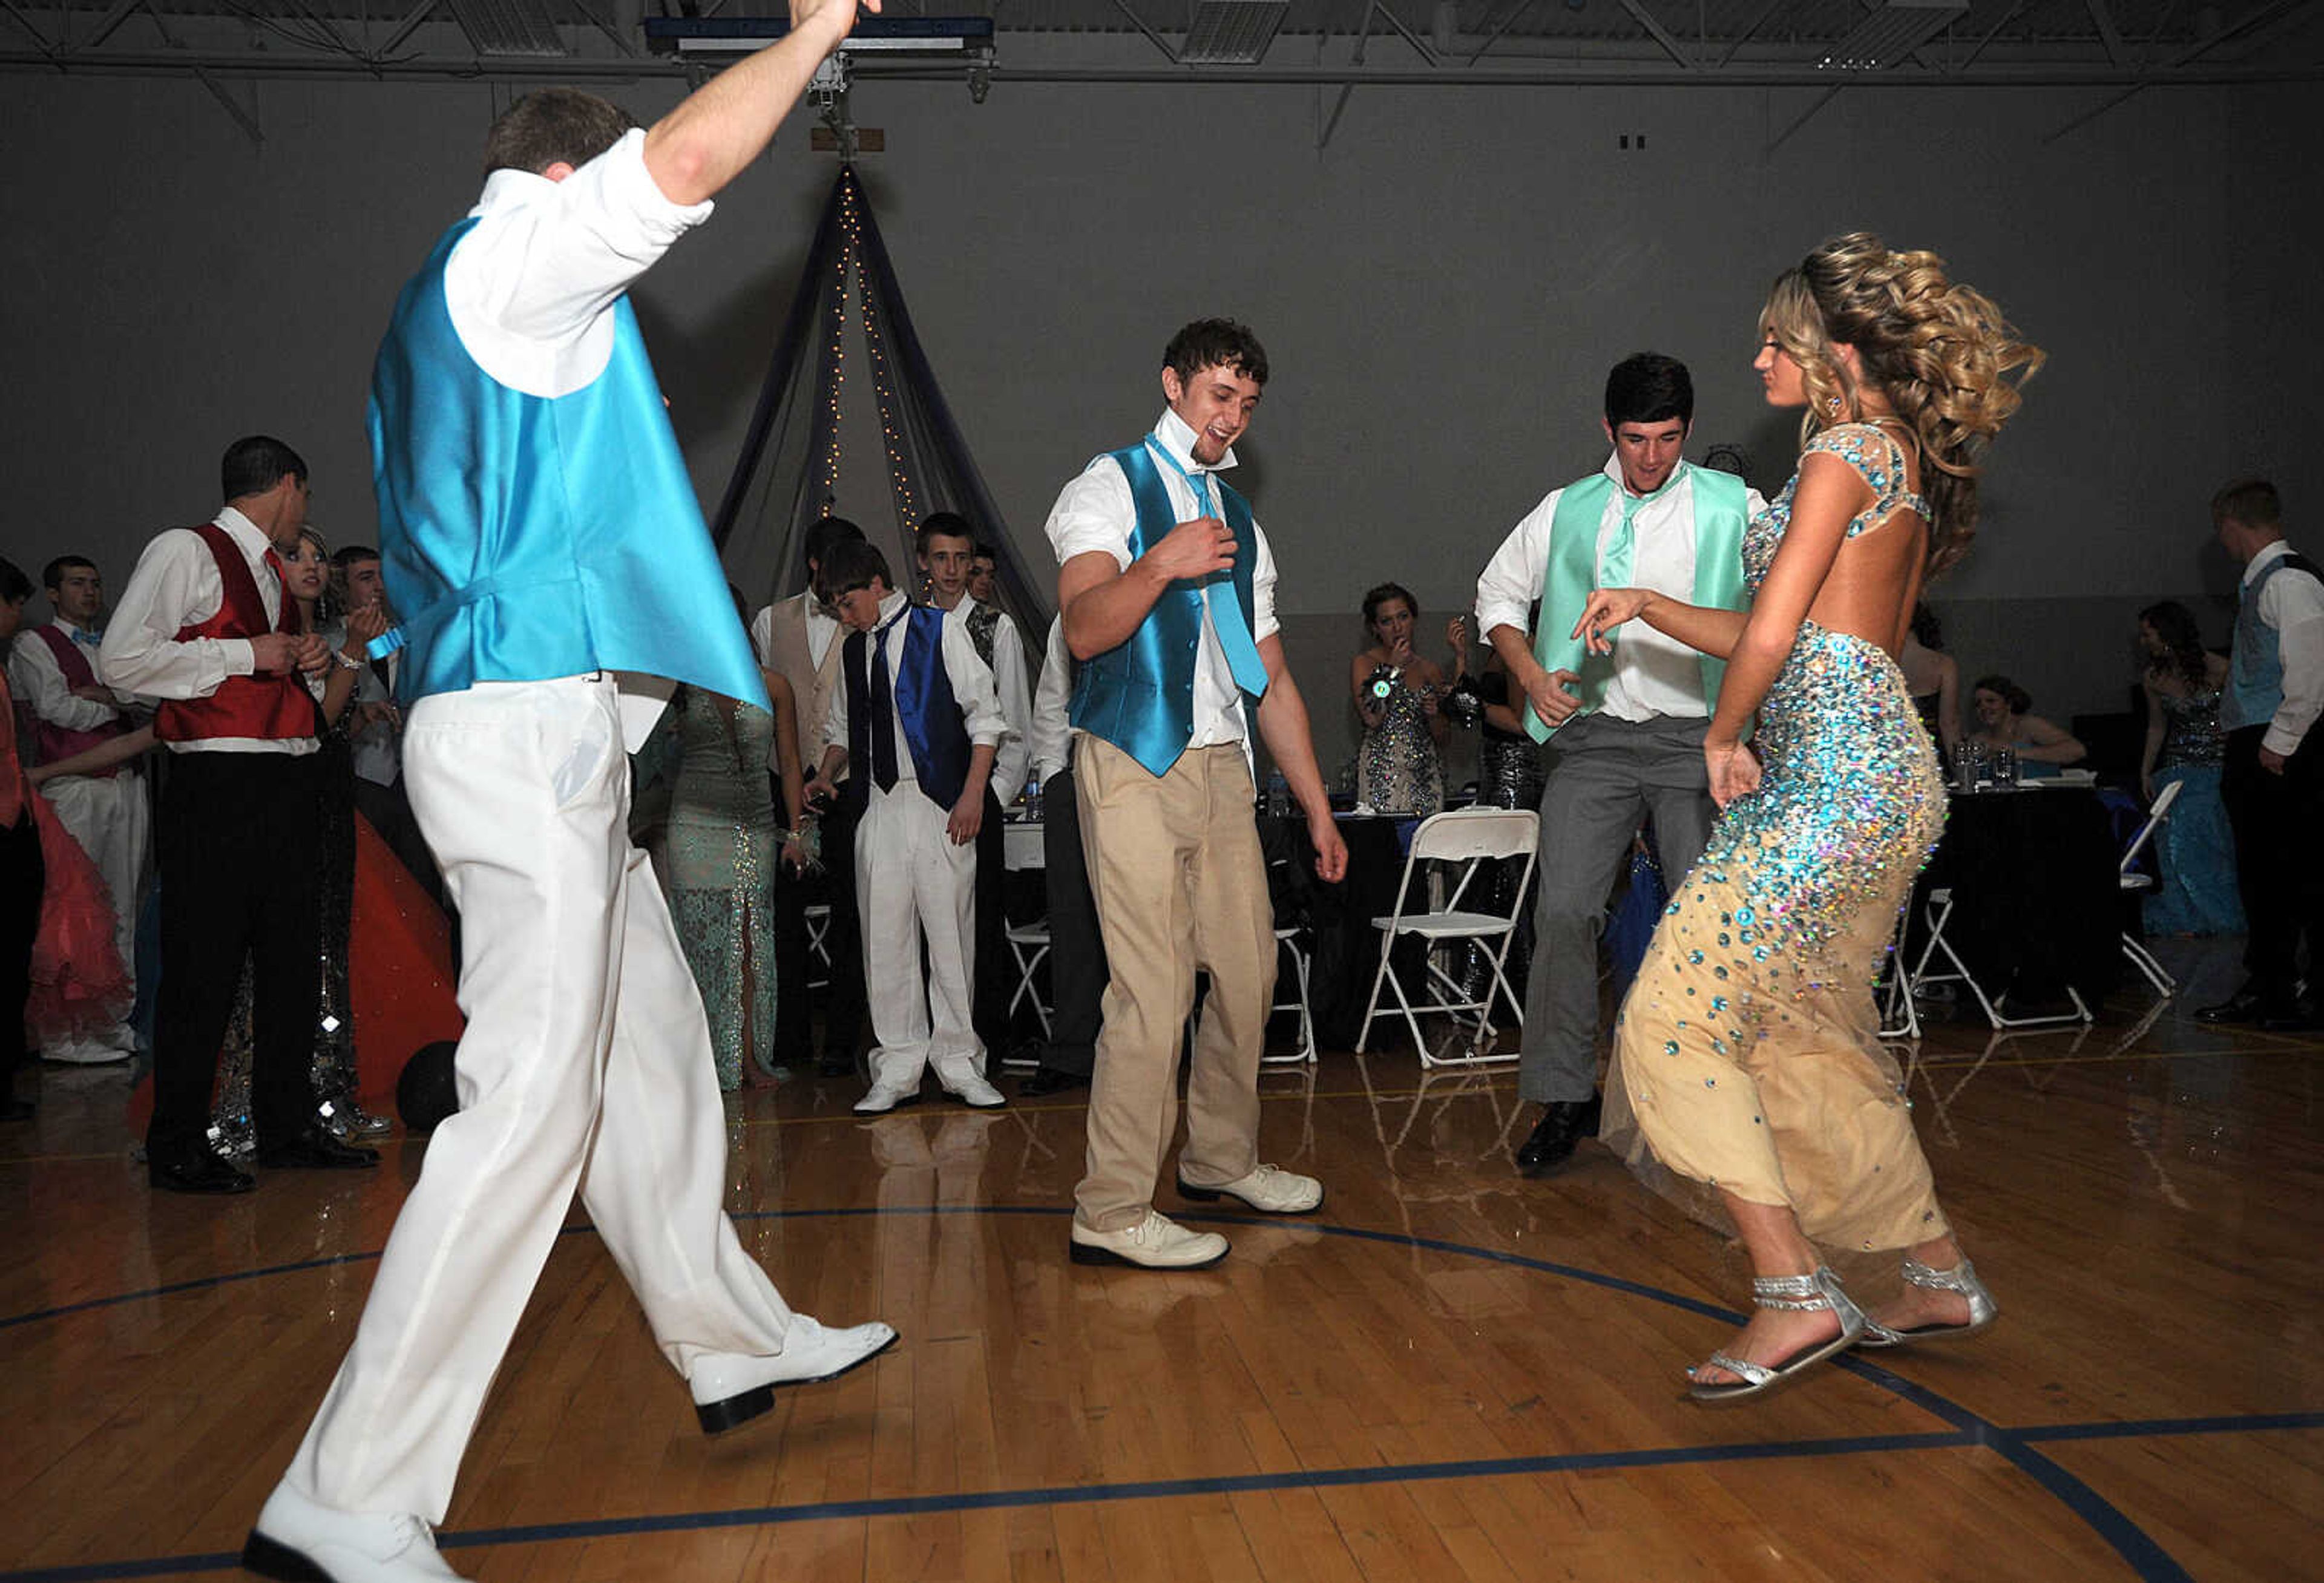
[869,609,905,792]
[1142,438,1271,698]
[73,627,100,647]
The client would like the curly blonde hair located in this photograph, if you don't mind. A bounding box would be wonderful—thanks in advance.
[1760,233,2042,577]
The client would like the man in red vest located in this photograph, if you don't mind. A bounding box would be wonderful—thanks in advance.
[100,436,380,1193]
[5,554,148,1062]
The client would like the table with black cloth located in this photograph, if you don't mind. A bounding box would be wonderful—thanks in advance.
[1909,785,2125,1005]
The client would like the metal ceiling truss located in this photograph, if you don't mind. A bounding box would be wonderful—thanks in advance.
[2,0,2316,87]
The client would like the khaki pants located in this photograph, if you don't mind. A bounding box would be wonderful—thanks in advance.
[1073,735,1276,1231]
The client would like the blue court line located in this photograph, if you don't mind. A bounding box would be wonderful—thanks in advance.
[8,1206,2310,1582]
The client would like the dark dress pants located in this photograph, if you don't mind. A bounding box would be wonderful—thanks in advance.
[1039,764,1106,1076]
[772,788,868,1066]
[2222,723,2324,992]
[148,752,323,1166]
[1,811,42,1075]
[971,786,1013,1054]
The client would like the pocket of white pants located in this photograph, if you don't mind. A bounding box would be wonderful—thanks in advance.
[550,699,619,810]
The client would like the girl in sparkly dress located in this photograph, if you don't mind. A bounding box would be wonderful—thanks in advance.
[1575,234,2040,1404]
[2136,601,2244,935]
[1349,583,1455,814]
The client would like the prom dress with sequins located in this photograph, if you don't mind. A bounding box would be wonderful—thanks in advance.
[1605,424,1952,1254]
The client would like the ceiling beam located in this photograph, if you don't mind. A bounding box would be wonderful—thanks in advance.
[1616,0,1699,68]
[2081,0,2129,64]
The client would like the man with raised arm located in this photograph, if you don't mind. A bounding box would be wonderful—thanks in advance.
[245,5,894,1577]
[1048,318,1347,1271]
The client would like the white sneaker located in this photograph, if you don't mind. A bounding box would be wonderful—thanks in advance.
[943,1071,1006,1109]
[689,1314,899,1432]
[853,1079,921,1115]
[1069,1209,1230,1269]
[245,1483,463,1582]
[1178,1163,1324,1214]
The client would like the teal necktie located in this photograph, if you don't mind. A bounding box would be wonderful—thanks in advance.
[1599,494,1646,590]
[1143,438,1270,698]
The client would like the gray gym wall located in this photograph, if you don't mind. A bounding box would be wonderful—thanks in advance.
[4,65,2315,784]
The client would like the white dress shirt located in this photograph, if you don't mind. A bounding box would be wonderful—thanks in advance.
[2245,539,2324,757]
[822,590,1008,791]
[1029,615,1075,785]
[447,128,712,401]
[7,618,130,741]
[1044,406,1280,750]
[99,506,317,756]
[941,598,1031,805]
[1474,457,1769,724]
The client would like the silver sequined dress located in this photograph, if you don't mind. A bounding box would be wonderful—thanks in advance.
[1357,675,1444,815]
[666,687,780,1092]
[1607,424,1951,1253]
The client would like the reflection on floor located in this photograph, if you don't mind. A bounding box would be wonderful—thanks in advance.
[1,932,2316,1582]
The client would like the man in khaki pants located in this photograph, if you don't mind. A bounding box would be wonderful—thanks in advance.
[1044,319,1348,1269]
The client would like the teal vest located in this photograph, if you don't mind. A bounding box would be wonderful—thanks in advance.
[1068,445,1261,777]
[369,219,766,710]
[1526,464,1751,742]
[2223,550,2322,732]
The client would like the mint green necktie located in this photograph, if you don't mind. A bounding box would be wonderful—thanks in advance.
[1599,494,1646,589]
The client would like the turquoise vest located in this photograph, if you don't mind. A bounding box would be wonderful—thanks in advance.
[2223,550,2321,732]
[1526,464,1751,742]
[369,220,766,710]
[1068,445,1261,778]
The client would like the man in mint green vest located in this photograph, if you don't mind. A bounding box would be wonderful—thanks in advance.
[246,12,896,1581]
[1046,319,1347,1271]
[2198,477,2324,1031]
[1474,354,1765,1178]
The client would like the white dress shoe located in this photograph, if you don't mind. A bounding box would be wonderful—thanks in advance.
[689,1314,899,1432]
[244,1483,463,1582]
[942,1071,1006,1108]
[42,1037,130,1066]
[853,1080,920,1115]
[1177,1163,1324,1214]
[1068,1209,1230,1270]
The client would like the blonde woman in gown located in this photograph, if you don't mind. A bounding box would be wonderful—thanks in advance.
[1575,234,2040,1404]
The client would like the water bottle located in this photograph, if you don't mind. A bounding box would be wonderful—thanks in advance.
[1266,769,1289,818]
[1024,776,1043,821]
[1994,744,2018,788]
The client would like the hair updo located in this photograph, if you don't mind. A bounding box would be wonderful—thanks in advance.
[1761,232,2043,578]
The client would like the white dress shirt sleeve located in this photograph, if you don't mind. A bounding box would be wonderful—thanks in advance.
[8,634,120,732]
[99,529,254,699]
[942,620,1008,750]
[822,641,852,768]
[1475,489,1561,640]
[1246,521,1280,644]
[985,614,1033,805]
[749,603,775,668]
[2259,566,2324,756]
[1045,459,1138,571]
[444,128,714,400]
[1030,617,1074,783]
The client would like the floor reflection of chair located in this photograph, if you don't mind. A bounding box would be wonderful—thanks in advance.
[2115,779,2182,997]
[1356,808,1539,1067]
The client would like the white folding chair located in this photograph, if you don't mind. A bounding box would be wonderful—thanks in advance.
[803,902,833,991]
[2116,778,2184,996]
[1355,808,1539,1067]
[1003,917,1052,1057]
[1905,885,2091,1030]
[1876,905,1920,1041]
[1264,925,1317,1065]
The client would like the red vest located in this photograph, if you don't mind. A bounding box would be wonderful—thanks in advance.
[30,623,129,778]
[151,524,319,745]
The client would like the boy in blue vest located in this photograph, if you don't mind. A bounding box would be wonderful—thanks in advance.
[1474,353,1767,1178]
[1047,319,1348,1270]
[245,8,897,1578]
[2198,478,2324,1031]
[804,539,1011,1113]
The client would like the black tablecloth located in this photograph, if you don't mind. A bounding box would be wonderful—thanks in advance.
[1259,814,1414,1050]
[1912,786,2124,1002]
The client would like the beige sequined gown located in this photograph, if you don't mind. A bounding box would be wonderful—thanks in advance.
[1606,424,1950,1254]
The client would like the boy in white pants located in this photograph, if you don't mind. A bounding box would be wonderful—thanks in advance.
[804,540,1011,1113]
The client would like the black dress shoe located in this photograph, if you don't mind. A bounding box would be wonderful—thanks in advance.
[2196,986,2276,1024]
[1019,1067,1089,1098]
[151,1153,257,1195]
[1515,1095,1603,1178]
[257,1126,380,1171]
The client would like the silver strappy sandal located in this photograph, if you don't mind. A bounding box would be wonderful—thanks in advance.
[1687,1266,1866,1407]
[1857,1256,1999,1348]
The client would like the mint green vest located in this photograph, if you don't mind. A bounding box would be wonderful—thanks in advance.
[1526,464,1751,742]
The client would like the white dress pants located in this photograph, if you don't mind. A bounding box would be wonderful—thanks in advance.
[282,676,793,1522]
[44,769,146,1050]
[855,779,983,1090]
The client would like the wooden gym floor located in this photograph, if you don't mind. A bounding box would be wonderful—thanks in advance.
[2,932,2319,1582]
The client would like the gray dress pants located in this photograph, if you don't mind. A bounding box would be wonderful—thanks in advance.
[1517,712,1716,1105]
